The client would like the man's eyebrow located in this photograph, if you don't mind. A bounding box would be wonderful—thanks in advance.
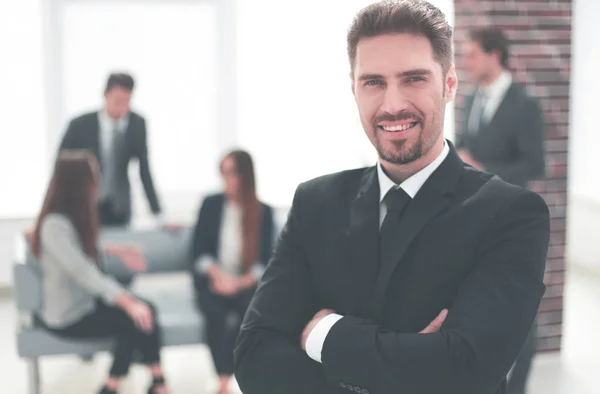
[358,68,433,81]
[358,73,384,81]
[396,68,433,78]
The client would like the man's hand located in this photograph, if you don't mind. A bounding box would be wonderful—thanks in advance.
[301,309,335,350]
[419,309,448,334]
[458,150,484,171]
[162,223,184,233]
[237,272,258,290]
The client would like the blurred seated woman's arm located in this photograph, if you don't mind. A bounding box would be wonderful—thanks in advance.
[41,213,126,305]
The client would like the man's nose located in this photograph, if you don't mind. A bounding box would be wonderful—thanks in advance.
[381,85,410,115]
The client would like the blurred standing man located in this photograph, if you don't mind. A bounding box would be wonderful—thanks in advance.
[457,28,546,394]
[234,2,550,394]
[58,73,163,227]
[456,28,545,187]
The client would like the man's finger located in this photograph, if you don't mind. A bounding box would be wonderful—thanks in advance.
[419,309,448,334]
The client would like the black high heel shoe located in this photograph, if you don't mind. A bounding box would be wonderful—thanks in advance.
[147,376,166,394]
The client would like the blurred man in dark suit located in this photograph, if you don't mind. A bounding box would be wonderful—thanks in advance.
[457,27,546,394]
[58,73,163,227]
[456,28,545,188]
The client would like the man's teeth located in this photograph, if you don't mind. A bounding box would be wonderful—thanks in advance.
[382,123,416,132]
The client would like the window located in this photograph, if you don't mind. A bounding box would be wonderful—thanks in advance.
[0,0,46,218]
[60,1,218,221]
[236,0,455,208]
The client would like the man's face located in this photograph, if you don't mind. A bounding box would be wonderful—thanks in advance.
[352,34,456,165]
[104,86,132,120]
[464,40,495,83]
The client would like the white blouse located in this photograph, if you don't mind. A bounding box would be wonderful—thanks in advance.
[195,200,264,278]
[218,200,243,275]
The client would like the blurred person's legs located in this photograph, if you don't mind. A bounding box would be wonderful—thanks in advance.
[43,299,167,394]
[195,278,255,394]
[507,320,537,394]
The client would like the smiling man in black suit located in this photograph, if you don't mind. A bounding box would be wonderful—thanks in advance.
[234,1,550,394]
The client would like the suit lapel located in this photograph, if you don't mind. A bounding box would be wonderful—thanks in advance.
[372,145,464,320]
[92,112,102,168]
[346,167,380,315]
[485,83,517,131]
[211,194,226,257]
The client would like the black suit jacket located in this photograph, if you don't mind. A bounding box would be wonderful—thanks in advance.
[234,144,550,394]
[58,111,161,219]
[189,193,275,287]
[456,82,545,187]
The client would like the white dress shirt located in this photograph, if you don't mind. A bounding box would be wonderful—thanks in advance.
[305,141,450,363]
[98,109,128,169]
[468,71,512,133]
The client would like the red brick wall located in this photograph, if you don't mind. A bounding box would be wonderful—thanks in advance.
[453,0,571,353]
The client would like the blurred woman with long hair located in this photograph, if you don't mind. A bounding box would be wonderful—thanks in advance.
[31,150,169,394]
[190,149,275,394]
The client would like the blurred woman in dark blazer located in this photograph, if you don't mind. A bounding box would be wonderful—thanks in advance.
[190,149,275,394]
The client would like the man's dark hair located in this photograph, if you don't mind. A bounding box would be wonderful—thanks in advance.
[469,28,510,68]
[105,72,135,92]
[347,0,453,75]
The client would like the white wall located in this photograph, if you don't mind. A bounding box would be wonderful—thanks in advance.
[566,0,600,275]
[236,0,455,207]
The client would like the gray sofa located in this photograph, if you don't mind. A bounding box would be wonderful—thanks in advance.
[13,207,290,394]
[13,226,205,394]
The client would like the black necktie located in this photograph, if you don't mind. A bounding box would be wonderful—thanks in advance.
[379,187,411,267]
[358,187,411,318]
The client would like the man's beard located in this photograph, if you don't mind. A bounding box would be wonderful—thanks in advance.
[372,109,425,165]
[375,132,424,165]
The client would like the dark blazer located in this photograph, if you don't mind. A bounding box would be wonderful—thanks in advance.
[190,193,275,286]
[456,82,546,187]
[58,111,161,220]
[234,143,550,394]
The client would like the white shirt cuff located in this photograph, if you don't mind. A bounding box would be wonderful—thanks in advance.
[305,313,343,363]
[251,263,265,280]
[195,255,217,274]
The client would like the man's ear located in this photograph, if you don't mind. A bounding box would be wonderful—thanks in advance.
[444,65,458,103]
[350,71,356,96]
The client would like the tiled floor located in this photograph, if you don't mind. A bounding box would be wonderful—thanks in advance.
[2,265,598,394]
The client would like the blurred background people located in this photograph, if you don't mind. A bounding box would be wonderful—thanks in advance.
[189,150,275,394]
[456,27,545,187]
[30,150,169,394]
[456,27,547,394]
[58,73,163,227]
